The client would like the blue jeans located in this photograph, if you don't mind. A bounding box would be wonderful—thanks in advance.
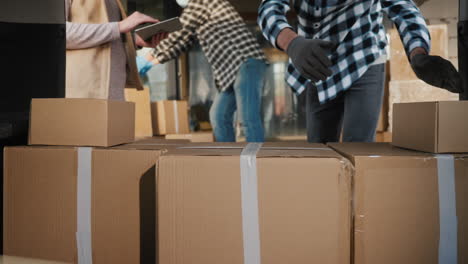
[306,64,386,143]
[210,58,267,142]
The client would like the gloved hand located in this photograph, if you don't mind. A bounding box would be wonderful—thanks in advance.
[287,36,335,82]
[136,55,154,76]
[411,54,463,93]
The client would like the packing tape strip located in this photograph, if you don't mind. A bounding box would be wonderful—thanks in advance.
[240,143,263,264]
[173,101,179,134]
[436,155,458,264]
[77,147,93,264]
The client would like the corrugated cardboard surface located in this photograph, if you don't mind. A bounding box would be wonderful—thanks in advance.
[107,99,136,147]
[151,101,189,135]
[393,102,438,152]
[438,101,468,153]
[388,80,458,132]
[4,146,160,263]
[329,143,468,264]
[393,101,468,153]
[389,25,448,81]
[125,87,153,138]
[0,255,71,264]
[158,143,352,264]
[165,131,214,142]
[28,99,135,147]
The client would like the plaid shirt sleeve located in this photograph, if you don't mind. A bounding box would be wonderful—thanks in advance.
[381,0,431,59]
[153,0,210,63]
[257,0,293,50]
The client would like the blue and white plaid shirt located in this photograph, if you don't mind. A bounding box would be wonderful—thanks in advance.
[258,0,431,103]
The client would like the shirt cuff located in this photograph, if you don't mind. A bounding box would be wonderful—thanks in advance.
[110,22,121,41]
[152,50,168,64]
[407,39,431,57]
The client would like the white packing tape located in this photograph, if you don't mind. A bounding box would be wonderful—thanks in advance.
[173,101,179,134]
[240,143,263,264]
[77,147,93,264]
[436,155,458,264]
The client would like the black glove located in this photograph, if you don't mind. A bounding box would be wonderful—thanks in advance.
[411,54,463,93]
[287,36,335,82]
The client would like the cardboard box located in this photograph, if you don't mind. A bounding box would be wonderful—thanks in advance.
[165,131,214,142]
[151,100,189,135]
[393,101,468,153]
[0,256,71,264]
[29,99,135,147]
[4,146,161,263]
[157,142,352,264]
[388,80,458,131]
[329,143,468,264]
[390,24,448,81]
[125,87,153,138]
[375,131,392,143]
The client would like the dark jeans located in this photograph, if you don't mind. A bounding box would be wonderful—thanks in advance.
[306,64,385,143]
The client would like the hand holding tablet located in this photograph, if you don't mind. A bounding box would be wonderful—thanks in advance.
[135,17,183,41]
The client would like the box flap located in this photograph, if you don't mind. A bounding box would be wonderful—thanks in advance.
[437,101,468,153]
[329,143,433,164]
[163,142,340,159]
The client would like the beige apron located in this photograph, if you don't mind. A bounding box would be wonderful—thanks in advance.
[66,0,144,99]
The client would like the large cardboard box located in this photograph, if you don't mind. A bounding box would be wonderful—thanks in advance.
[4,146,160,263]
[329,143,468,264]
[0,256,70,264]
[393,101,468,153]
[390,24,448,81]
[165,131,214,142]
[157,143,352,264]
[29,99,135,147]
[388,80,458,131]
[151,100,189,135]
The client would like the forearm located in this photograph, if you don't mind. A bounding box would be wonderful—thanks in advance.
[277,28,298,51]
[66,21,121,49]
[382,0,431,58]
[257,0,293,50]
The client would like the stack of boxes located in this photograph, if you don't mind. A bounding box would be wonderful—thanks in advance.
[3,98,468,264]
[150,100,215,142]
[4,98,180,263]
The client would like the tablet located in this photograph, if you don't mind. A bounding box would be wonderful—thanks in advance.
[135,17,182,41]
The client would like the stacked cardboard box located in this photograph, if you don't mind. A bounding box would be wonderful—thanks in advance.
[393,101,468,153]
[165,131,214,142]
[4,98,180,263]
[330,143,468,264]
[151,100,190,135]
[28,99,135,147]
[125,87,153,138]
[4,146,161,263]
[157,142,352,264]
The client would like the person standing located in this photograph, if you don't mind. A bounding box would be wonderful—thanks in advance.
[65,0,166,100]
[152,0,268,142]
[258,0,463,143]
